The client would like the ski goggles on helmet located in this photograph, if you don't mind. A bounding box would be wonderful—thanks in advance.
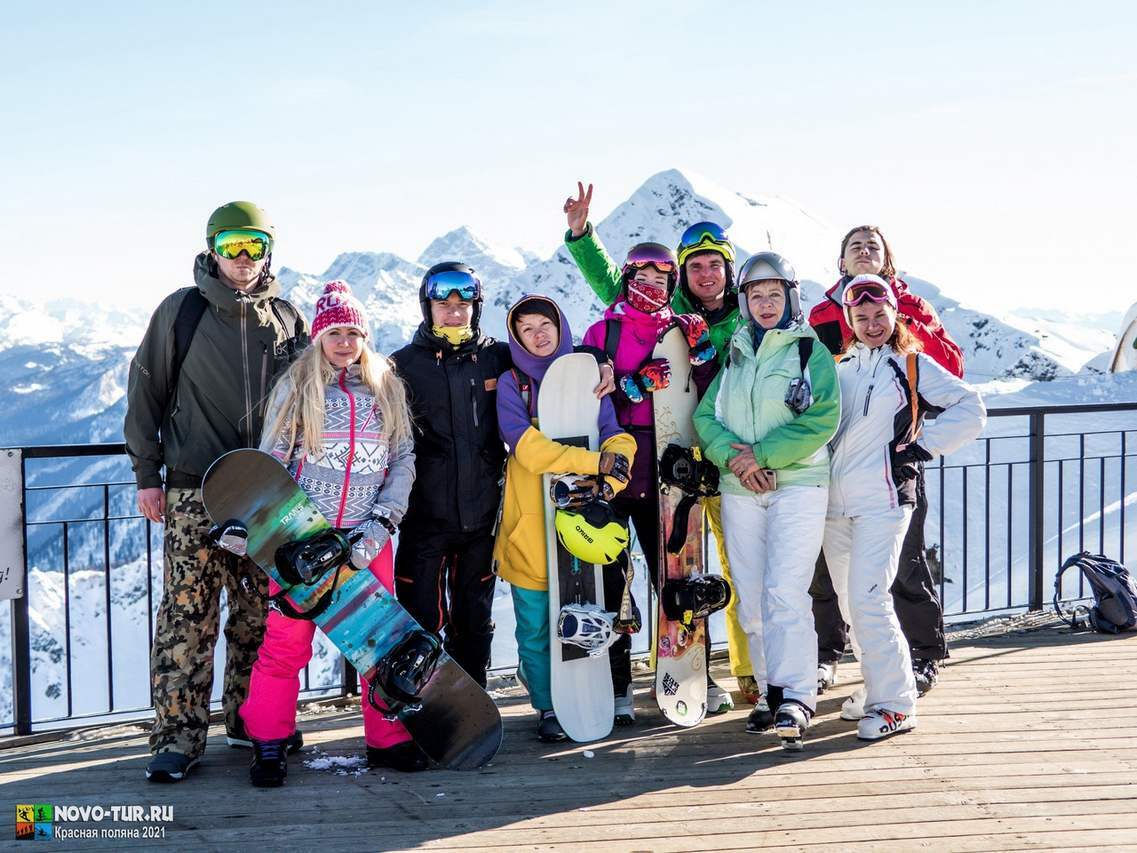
[677,221,735,266]
[622,242,678,276]
[212,228,273,261]
[842,274,897,310]
[424,269,481,302]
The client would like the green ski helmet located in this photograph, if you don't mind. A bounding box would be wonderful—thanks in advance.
[206,201,275,248]
[554,502,629,566]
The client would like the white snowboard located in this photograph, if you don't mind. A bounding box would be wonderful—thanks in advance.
[539,352,615,742]
[652,326,708,727]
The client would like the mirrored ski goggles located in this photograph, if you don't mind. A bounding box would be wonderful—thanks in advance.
[677,221,735,264]
[212,229,273,261]
[626,258,676,275]
[424,269,481,302]
[842,281,896,310]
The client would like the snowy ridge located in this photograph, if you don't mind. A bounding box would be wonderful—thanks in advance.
[0,167,1133,729]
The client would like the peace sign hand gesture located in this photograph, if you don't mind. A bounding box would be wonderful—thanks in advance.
[564,181,593,238]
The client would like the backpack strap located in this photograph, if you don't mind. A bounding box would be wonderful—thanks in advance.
[269,297,310,355]
[906,352,921,444]
[512,368,535,418]
[171,288,209,393]
[884,353,923,446]
[604,319,620,365]
[797,337,813,375]
[1053,551,1092,630]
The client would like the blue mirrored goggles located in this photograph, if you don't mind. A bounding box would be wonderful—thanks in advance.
[677,221,735,265]
[679,221,729,247]
[424,270,481,302]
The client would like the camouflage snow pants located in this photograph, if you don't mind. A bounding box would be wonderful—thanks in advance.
[149,487,269,758]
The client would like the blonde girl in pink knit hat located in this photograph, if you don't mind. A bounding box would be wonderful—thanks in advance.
[238,280,424,786]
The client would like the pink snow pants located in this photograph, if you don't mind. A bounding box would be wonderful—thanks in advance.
[239,543,411,748]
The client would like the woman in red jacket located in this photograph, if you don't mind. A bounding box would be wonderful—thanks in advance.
[807,226,964,702]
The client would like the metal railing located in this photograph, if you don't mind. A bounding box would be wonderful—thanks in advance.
[4,400,1136,735]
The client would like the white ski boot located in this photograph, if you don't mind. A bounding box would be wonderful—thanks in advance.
[840,686,867,721]
[857,708,916,741]
[817,661,839,693]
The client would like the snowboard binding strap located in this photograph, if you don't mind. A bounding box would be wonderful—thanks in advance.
[274,529,353,586]
[268,529,360,621]
[556,603,619,656]
[612,555,640,635]
[370,630,443,716]
[661,575,732,626]
[659,444,720,554]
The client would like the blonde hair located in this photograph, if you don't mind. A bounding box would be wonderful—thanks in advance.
[265,341,412,461]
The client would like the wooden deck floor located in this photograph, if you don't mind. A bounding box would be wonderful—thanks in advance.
[3,617,1136,852]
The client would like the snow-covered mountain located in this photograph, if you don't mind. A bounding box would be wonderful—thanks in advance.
[0,168,1119,447]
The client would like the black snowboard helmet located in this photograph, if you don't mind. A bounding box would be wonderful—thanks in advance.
[419,261,484,332]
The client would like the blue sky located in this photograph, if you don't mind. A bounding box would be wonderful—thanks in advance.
[3,1,1134,314]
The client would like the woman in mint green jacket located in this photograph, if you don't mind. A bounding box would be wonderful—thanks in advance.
[693,252,839,750]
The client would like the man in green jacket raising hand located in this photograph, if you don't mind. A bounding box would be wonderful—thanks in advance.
[562,182,757,714]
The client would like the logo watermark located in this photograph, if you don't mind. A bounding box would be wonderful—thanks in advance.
[15,803,173,842]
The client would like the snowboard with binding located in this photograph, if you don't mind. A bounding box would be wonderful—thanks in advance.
[539,353,616,742]
[201,448,502,770]
[652,325,715,727]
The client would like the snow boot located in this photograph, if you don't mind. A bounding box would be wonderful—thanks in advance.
[226,719,304,754]
[367,741,430,772]
[536,710,567,743]
[249,738,289,788]
[145,751,199,783]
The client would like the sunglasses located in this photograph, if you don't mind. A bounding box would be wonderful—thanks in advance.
[213,229,272,261]
[425,269,481,302]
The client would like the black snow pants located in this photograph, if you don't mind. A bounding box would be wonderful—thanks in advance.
[394,524,497,687]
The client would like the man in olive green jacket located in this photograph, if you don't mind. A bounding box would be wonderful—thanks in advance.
[561,183,755,712]
[124,202,308,782]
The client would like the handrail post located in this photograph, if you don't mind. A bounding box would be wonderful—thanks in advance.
[9,450,32,734]
[1028,412,1046,610]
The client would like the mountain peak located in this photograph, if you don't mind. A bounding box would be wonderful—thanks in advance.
[418,226,527,280]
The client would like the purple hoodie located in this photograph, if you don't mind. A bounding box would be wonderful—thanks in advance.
[496,294,624,451]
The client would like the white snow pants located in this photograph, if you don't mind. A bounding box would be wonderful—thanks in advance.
[822,507,918,716]
[721,485,827,711]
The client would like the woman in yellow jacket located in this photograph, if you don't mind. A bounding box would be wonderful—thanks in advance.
[494,295,635,742]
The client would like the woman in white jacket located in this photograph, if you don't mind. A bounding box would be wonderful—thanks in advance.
[825,275,986,740]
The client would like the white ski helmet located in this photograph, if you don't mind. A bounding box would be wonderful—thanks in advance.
[736,252,801,323]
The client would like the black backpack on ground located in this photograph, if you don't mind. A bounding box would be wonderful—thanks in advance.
[1053,551,1137,633]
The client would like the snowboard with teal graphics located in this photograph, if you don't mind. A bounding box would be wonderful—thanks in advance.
[539,353,615,743]
[652,326,708,727]
[201,448,502,770]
